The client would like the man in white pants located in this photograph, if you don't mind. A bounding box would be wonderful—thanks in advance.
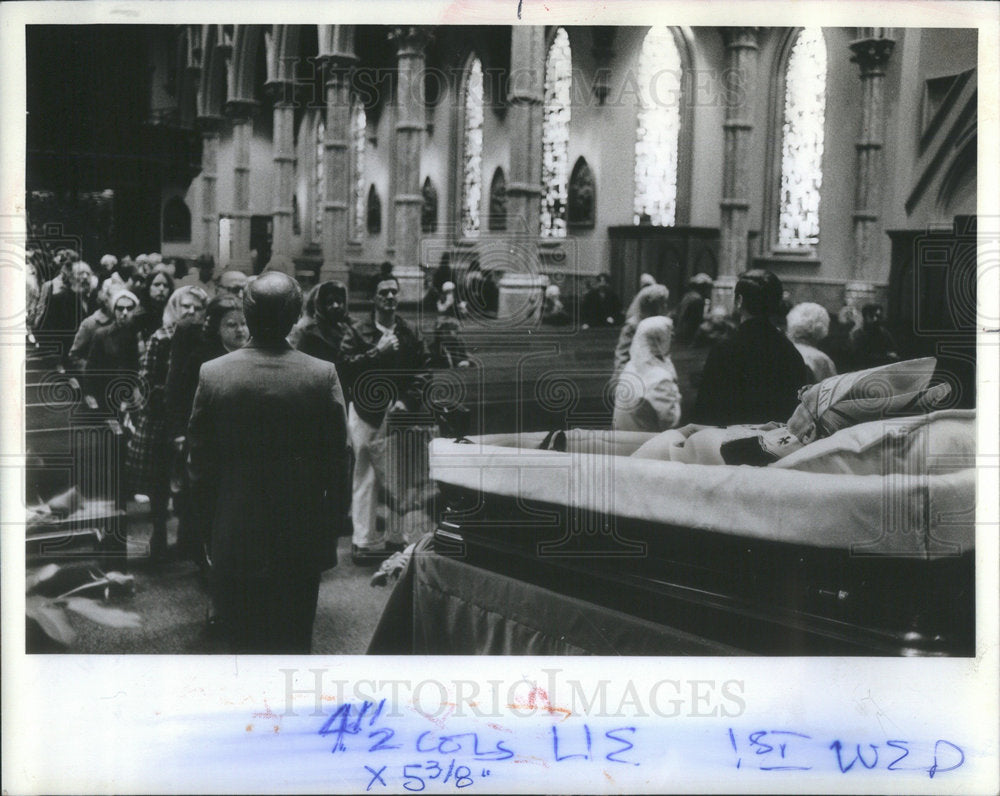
[339,274,430,565]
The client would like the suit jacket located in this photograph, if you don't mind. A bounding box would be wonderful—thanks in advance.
[186,341,348,578]
[692,316,810,426]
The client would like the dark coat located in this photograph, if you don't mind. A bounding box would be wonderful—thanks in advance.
[186,342,349,578]
[125,327,175,493]
[296,317,355,398]
[581,286,622,327]
[84,321,140,413]
[692,316,810,426]
[164,323,223,441]
[339,314,430,427]
[32,279,89,359]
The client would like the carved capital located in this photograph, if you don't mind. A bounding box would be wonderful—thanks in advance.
[263,79,295,105]
[849,37,896,76]
[721,27,760,51]
[195,114,225,135]
[224,99,259,122]
[389,26,432,57]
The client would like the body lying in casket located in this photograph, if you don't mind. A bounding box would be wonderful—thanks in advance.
[428,408,976,657]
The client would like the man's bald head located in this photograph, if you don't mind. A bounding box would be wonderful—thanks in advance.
[243,271,302,345]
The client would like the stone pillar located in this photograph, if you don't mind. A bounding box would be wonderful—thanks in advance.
[196,116,223,264]
[226,99,258,274]
[848,30,896,303]
[318,57,354,284]
[390,27,430,297]
[506,26,546,250]
[716,27,760,311]
[266,80,296,266]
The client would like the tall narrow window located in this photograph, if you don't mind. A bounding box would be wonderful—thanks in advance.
[314,115,325,241]
[541,27,572,238]
[633,27,682,226]
[777,28,827,250]
[351,102,367,241]
[422,177,438,234]
[461,56,484,237]
[488,168,507,231]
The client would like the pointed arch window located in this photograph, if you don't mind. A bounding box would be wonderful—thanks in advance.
[350,101,368,242]
[488,168,507,232]
[568,157,595,229]
[775,28,827,251]
[541,27,572,238]
[314,114,326,241]
[460,56,484,237]
[367,185,382,236]
[422,177,438,234]
[633,27,683,226]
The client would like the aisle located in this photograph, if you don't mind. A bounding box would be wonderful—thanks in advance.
[61,501,393,654]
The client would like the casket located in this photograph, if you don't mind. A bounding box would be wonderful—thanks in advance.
[428,418,975,656]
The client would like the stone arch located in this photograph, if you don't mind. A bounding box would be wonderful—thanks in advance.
[198,26,229,117]
[230,25,267,103]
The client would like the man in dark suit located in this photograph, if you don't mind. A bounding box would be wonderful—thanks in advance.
[692,269,810,427]
[187,271,348,653]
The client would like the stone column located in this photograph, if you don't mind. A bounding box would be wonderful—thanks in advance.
[506,26,546,248]
[225,99,258,274]
[196,116,223,264]
[716,27,760,311]
[318,57,354,284]
[388,27,430,302]
[266,80,296,269]
[847,30,896,305]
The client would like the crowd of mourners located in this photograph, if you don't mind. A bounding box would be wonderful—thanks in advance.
[26,249,450,571]
[607,268,900,434]
[27,246,901,571]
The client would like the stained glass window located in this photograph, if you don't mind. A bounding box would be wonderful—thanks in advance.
[633,27,682,226]
[777,28,827,250]
[461,57,484,237]
[351,102,367,241]
[314,115,325,241]
[541,27,571,238]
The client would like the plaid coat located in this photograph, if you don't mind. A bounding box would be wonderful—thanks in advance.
[126,327,175,494]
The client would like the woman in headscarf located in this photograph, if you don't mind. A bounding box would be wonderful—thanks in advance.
[126,285,208,562]
[613,284,670,376]
[295,280,354,389]
[164,293,248,566]
[84,289,142,414]
[612,315,682,432]
[133,269,175,355]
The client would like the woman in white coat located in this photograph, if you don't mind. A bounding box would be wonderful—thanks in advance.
[613,315,682,432]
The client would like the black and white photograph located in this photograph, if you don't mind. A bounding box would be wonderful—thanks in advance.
[3,1,998,793]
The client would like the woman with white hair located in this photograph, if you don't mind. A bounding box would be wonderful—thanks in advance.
[786,302,837,382]
[126,285,208,562]
[613,315,682,432]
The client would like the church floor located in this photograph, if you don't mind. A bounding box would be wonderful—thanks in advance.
[62,500,393,654]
